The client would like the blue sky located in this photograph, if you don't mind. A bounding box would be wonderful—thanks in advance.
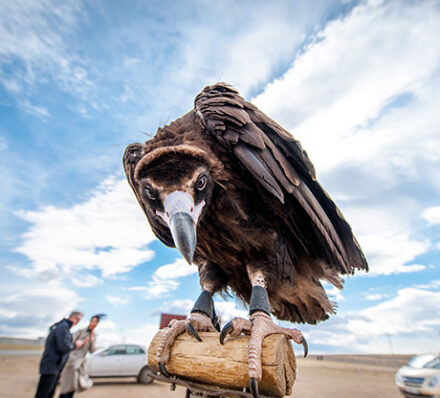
[1,0,440,355]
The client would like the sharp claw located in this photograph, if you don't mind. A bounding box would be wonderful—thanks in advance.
[219,321,233,345]
[158,361,170,378]
[249,377,260,398]
[186,322,202,342]
[301,336,308,358]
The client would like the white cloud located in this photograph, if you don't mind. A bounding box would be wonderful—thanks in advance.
[323,284,344,302]
[106,295,128,307]
[93,319,117,332]
[214,300,248,324]
[157,299,194,316]
[71,273,102,288]
[18,99,49,118]
[303,287,440,354]
[254,0,440,172]
[0,0,93,99]
[343,203,430,275]
[150,297,249,330]
[174,10,304,96]
[346,288,440,337]
[137,1,336,97]
[118,1,341,139]
[152,297,248,325]
[422,206,440,226]
[113,322,159,348]
[128,258,198,299]
[253,0,440,276]
[356,229,428,276]
[0,283,82,338]
[365,293,387,301]
[414,280,440,290]
[14,177,156,279]
[154,259,198,279]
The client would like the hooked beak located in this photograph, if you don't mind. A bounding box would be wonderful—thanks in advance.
[170,212,196,264]
[157,191,205,264]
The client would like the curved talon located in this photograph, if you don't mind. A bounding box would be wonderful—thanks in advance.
[186,322,202,342]
[249,377,260,398]
[219,321,233,345]
[158,361,170,378]
[301,336,308,358]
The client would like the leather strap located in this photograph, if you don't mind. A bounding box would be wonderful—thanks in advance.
[249,285,271,315]
[191,290,220,330]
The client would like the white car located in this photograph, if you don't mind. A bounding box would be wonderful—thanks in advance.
[395,354,440,397]
[86,344,154,384]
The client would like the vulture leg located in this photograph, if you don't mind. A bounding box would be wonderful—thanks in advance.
[157,289,219,377]
[220,268,307,398]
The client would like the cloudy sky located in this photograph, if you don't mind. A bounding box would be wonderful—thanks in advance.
[1,0,439,355]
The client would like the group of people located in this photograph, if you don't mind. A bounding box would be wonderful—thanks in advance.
[34,310,105,398]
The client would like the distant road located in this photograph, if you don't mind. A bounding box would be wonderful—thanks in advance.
[0,355,404,398]
[0,350,42,356]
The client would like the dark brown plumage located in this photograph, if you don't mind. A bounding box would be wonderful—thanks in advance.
[124,82,368,325]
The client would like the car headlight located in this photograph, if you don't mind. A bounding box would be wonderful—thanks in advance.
[429,375,440,388]
[395,373,403,384]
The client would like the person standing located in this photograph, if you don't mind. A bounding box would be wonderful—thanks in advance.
[35,311,89,398]
[58,314,106,398]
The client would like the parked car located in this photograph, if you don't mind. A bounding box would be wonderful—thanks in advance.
[86,344,154,384]
[395,354,440,397]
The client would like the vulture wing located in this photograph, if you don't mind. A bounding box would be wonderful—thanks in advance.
[123,143,174,247]
[195,83,367,274]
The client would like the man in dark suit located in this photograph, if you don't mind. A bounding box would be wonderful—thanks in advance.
[34,311,89,398]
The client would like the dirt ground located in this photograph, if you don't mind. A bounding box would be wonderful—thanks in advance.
[0,354,403,398]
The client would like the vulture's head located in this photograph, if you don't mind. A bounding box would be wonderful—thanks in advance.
[124,142,222,264]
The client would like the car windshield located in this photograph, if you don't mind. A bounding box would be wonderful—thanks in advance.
[424,357,440,369]
[408,354,437,368]
[126,345,145,355]
[104,345,126,355]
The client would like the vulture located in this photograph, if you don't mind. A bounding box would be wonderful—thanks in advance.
[123,82,368,397]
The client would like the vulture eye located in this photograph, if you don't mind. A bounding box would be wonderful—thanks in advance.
[196,175,207,191]
[144,187,157,200]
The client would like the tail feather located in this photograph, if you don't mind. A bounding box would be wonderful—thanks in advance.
[270,257,342,324]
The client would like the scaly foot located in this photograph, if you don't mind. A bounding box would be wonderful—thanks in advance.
[220,311,307,398]
[157,312,217,377]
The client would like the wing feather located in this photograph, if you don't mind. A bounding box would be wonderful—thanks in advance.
[195,83,368,274]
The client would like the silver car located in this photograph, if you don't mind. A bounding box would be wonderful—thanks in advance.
[86,344,154,384]
[395,354,440,397]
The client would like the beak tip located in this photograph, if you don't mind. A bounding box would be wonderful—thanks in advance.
[169,212,197,267]
[182,253,193,265]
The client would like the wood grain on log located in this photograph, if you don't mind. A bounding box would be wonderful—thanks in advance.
[148,330,296,397]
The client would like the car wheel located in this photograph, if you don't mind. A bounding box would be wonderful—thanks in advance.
[137,366,154,384]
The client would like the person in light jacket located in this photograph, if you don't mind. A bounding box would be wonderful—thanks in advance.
[35,311,89,398]
[58,314,106,398]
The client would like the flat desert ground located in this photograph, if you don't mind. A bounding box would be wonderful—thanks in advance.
[0,353,408,398]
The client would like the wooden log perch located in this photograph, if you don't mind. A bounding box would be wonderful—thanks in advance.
[148,330,296,397]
